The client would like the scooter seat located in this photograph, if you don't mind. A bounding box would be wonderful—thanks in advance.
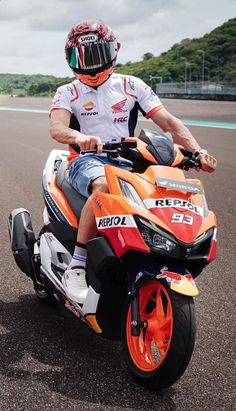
[56,161,87,218]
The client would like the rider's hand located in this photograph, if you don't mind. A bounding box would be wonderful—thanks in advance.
[75,134,103,154]
[124,137,138,142]
[197,152,217,173]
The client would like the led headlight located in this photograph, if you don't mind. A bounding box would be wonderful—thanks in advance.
[137,217,213,260]
[137,218,180,254]
[152,233,177,251]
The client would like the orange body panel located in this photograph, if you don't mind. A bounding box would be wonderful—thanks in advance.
[93,191,170,230]
[49,174,78,228]
[171,145,185,167]
[93,163,217,246]
[93,187,173,234]
[197,211,217,237]
[47,151,217,259]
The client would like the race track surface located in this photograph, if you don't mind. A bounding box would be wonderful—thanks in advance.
[0,95,236,411]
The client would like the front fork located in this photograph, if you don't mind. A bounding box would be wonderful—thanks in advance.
[129,285,147,337]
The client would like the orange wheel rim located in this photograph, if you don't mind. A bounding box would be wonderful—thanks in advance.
[126,282,173,372]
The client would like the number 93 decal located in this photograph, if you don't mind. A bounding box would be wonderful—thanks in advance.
[171,213,193,225]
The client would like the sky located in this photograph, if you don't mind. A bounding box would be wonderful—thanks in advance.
[0,0,235,78]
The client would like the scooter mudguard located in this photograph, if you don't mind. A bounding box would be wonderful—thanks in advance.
[156,268,199,296]
[128,255,199,297]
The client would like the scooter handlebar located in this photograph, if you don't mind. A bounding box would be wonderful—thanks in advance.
[178,149,201,170]
[72,140,201,170]
[80,140,137,154]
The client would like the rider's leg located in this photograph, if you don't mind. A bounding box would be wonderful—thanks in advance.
[77,176,108,244]
[67,176,108,269]
[62,177,108,303]
[66,155,109,270]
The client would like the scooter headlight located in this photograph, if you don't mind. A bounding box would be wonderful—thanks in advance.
[152,233,176,251]
[136,217,214,260]
[137,218,179,254]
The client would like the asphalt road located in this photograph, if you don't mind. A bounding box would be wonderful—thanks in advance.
[0,96,236,411]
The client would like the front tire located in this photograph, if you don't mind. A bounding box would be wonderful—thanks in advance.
[122,280,196,390]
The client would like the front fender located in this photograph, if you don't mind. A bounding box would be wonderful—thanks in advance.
[127,255,199,297]
[168,274,199,296]
[142,271,199,297]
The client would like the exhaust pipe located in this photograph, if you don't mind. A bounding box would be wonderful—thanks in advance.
[8,208,36,277]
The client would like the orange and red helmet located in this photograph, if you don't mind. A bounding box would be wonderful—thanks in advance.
[65,20,120,87]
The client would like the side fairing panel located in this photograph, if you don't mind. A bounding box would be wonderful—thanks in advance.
[40,233,71,273]
[95,212,149,257]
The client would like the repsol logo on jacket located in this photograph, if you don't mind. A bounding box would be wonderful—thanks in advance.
[97,216,127,228]
[81,111,98,116]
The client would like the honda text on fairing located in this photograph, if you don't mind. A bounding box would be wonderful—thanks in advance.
[8,129,217,390]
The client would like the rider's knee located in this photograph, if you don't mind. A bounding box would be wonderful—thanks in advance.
[90,176,108,193]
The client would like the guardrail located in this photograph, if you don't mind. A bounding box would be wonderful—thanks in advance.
[155,82,236,101]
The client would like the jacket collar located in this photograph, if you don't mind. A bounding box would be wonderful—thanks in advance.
[75,76,112,94]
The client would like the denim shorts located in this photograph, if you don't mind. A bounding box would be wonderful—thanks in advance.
[69,154,133,197]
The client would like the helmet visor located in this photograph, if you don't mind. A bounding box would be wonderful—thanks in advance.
[66,41,118,72]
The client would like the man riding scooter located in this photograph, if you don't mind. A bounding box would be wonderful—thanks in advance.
[49,19,217,304]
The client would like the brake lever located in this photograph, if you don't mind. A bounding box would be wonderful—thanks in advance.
[121,141,137,149]
[184,159,199,170]
[179,156,201,170]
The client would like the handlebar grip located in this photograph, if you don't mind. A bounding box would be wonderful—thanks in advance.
[81,144,119,154]
[188,157,201,168]
[70,143,81,154]
[178,154,201,170]
[121,141,137,149]
[80,140,137,154]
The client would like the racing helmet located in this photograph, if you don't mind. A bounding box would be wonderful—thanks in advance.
[65,20,120,87]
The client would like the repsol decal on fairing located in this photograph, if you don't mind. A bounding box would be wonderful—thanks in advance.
[144,198,204,216]
[96,214,136,229]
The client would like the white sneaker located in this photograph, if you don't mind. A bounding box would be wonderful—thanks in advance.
[62,267,88,303]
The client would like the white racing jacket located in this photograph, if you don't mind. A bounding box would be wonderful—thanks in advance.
[50,73,163,144]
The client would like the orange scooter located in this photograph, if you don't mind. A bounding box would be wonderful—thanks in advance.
[8,129,217,390]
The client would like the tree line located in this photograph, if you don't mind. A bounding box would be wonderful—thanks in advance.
[0,17,235,96]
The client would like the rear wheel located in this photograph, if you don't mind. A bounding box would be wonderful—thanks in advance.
[122,280,196,389]
[35,286,60,306]
[34,268,60,306]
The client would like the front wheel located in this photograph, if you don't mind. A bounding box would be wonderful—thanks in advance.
[121,281,196,390]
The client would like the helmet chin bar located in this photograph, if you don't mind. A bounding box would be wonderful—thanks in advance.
[72,59,114,76]
[73,66,114,87]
